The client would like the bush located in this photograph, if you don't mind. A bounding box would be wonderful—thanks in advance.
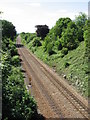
[2,58,37,120]
[10,47,18,57]
[47,43,55,55]
[32,38,42,47]
[60,22,79,50]
[11,55,20,66]
[61,47,68,55]
[2,67,37,120]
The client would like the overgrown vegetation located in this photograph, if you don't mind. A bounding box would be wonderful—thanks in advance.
[20,12,89,97]
[1,20,37,120]
[83,19,90,97]
[2,20,16,40]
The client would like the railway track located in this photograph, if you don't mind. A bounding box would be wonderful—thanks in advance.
[16,36,89,119]
[25,49,89,118]
[18,45,64,118]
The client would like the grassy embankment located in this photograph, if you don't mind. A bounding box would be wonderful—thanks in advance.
[21,37,88,98]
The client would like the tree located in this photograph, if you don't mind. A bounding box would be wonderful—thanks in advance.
[75,12,87,28]
[2,20,16,40]
[84,20,90,58]
[60,21,78,50]
[43,17,71,52]
[75,12,87,41]
[54,17,71,38]
[35,25,49,39]
[32,37,42,47]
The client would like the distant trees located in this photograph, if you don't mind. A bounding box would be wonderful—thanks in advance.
[35,25,49,39]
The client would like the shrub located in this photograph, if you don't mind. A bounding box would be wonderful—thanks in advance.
[2,64,37,120]
[61,47,68,55]
[32,38,42,47]
[31,47,37,53]
[3,67,37,120]
[11,55,20,66]
[10,47,18,57]
[47,43,55,55]
[60,22,79,50]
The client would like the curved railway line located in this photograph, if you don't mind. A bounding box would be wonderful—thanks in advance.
[16,36,89,119]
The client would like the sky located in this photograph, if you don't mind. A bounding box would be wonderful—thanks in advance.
[0,0,89,33]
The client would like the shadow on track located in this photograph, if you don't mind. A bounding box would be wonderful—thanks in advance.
[16,43,24,48]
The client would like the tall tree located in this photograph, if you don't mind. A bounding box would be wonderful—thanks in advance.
[35,25,49,39]
[2,20,16,40]
[53,17,71,38]
[75,12,87,41]
[60,21,78,50]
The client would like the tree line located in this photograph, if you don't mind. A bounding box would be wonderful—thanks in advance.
[1,20,38,120]
[21,12,88,56]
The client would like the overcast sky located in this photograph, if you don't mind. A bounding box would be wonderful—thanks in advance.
[0,0,89,33]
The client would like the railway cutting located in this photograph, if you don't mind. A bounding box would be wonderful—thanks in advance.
[16,36,89,119]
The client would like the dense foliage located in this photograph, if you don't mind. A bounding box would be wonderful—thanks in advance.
[84,19,90,58]
[1,20,37,120]
[75,12,87,42]
[43,18,72,53]
[2,20,16,40]
[83,19,90,97]
[20,13,87,56]
[53,17,71,38]
[35,25,49,39]
[60,21,79,50]
[44,13,87,55]
[20,33,42,53]
[32,37,42,47]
